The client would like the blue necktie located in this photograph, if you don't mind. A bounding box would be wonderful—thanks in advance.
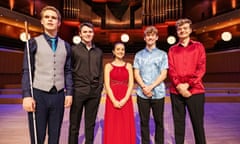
[50,38,56,52]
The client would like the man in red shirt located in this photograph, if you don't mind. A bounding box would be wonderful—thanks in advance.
[168,18,206,144]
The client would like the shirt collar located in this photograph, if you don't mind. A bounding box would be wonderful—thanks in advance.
[80,42,96,50]
[177,39,196,47]
[144,47,158,52]
[43,33,58,41]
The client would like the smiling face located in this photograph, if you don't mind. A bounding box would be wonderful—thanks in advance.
[143,26,159,49]
[175,18,193,41]
[40,9,61,35]
[144,32,158,47]
[79,25,94,44]
[176,23,192,40]
[112,43,125,59]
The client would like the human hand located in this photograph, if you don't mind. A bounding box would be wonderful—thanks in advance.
[22,97,36,112]
[64,95,72,108]
[119,99,127,108]
[179,89,192,98]
[143,91,153,97]
[177,83,192,98]
[113,100,121,109]
[176,83,189,91]
[142,85,153,97]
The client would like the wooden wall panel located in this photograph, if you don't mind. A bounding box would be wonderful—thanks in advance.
[207,50,240,73]
[0,49,23,87]
[0,48,239,88]
[205,49,240,82]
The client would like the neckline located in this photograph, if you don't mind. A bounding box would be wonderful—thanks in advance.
[111,62,126,67]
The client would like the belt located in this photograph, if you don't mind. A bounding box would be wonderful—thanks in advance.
[49,86,64,94]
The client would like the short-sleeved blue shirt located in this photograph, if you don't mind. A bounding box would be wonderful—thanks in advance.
[133,47,168,99]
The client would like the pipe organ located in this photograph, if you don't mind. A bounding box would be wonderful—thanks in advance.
[63,0,183,27]
[142,0,182,25]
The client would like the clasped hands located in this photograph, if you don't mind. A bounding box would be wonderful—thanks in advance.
[112,99,127,109]
[176,83,192,98]
[142,85,154,98]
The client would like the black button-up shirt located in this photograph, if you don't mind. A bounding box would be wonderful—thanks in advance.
[71,42,103,97]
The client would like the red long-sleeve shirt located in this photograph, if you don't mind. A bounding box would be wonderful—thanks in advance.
[168,40,206,95]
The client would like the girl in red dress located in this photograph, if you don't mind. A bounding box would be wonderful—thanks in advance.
[103,42,136,144]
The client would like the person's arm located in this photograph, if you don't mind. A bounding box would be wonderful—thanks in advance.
[133,53,152,97]
[176,83,192,97]
[177,43,206,98]
[147,69,167,90]
[188,43,206,86]
[119,63,134,107]
[64,42,73,108]
[168,47,181,87]
[134,69,145,88]
[168,47,191,97]
[148,52,168,91]
[134,68,152,97]
[104,63,120,108]
[98,50,104,90]
[22,38,36,112]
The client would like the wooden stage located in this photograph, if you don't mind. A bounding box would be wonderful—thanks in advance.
[0,83,240,144]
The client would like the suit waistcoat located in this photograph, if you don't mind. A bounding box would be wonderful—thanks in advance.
[33,35,67,92]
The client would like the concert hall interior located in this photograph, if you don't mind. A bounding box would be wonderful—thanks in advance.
[0,0,240,144]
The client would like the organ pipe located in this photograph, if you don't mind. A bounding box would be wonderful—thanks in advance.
[142,0,183,25]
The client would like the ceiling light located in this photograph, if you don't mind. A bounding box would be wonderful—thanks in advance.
[72,35,81,45]
[221,32,232,41]
[19,32,30,42]
[121,33,129,43]
[167,35,176,45]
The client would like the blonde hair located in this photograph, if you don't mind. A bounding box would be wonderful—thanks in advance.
[175,18,192,28]
[40,6,61,21]
[144,26,158,36]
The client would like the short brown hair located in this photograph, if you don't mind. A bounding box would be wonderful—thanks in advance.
[79,22,94,32]
[40,6,61,21]
[176,18,192,28]
[144,26,158,36]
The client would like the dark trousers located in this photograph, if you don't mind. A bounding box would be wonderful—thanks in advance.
[68,93,101,144]
[170,93,206,144]
[28,87,65,144]
[137,96,165,144]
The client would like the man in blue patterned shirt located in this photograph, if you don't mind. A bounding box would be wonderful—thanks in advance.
[133,26,168,144]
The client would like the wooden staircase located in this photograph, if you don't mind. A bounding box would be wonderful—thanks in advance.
[0,84,22,104]
[203,83,240,102]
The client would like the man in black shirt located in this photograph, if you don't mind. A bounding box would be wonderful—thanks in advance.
[68,22,103,144]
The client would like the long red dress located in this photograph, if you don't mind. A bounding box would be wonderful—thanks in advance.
[103,64,136,144]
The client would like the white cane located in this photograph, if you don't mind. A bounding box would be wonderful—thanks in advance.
[24,21,38,144]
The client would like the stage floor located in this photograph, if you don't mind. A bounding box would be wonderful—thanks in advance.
[0,102,240,144]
